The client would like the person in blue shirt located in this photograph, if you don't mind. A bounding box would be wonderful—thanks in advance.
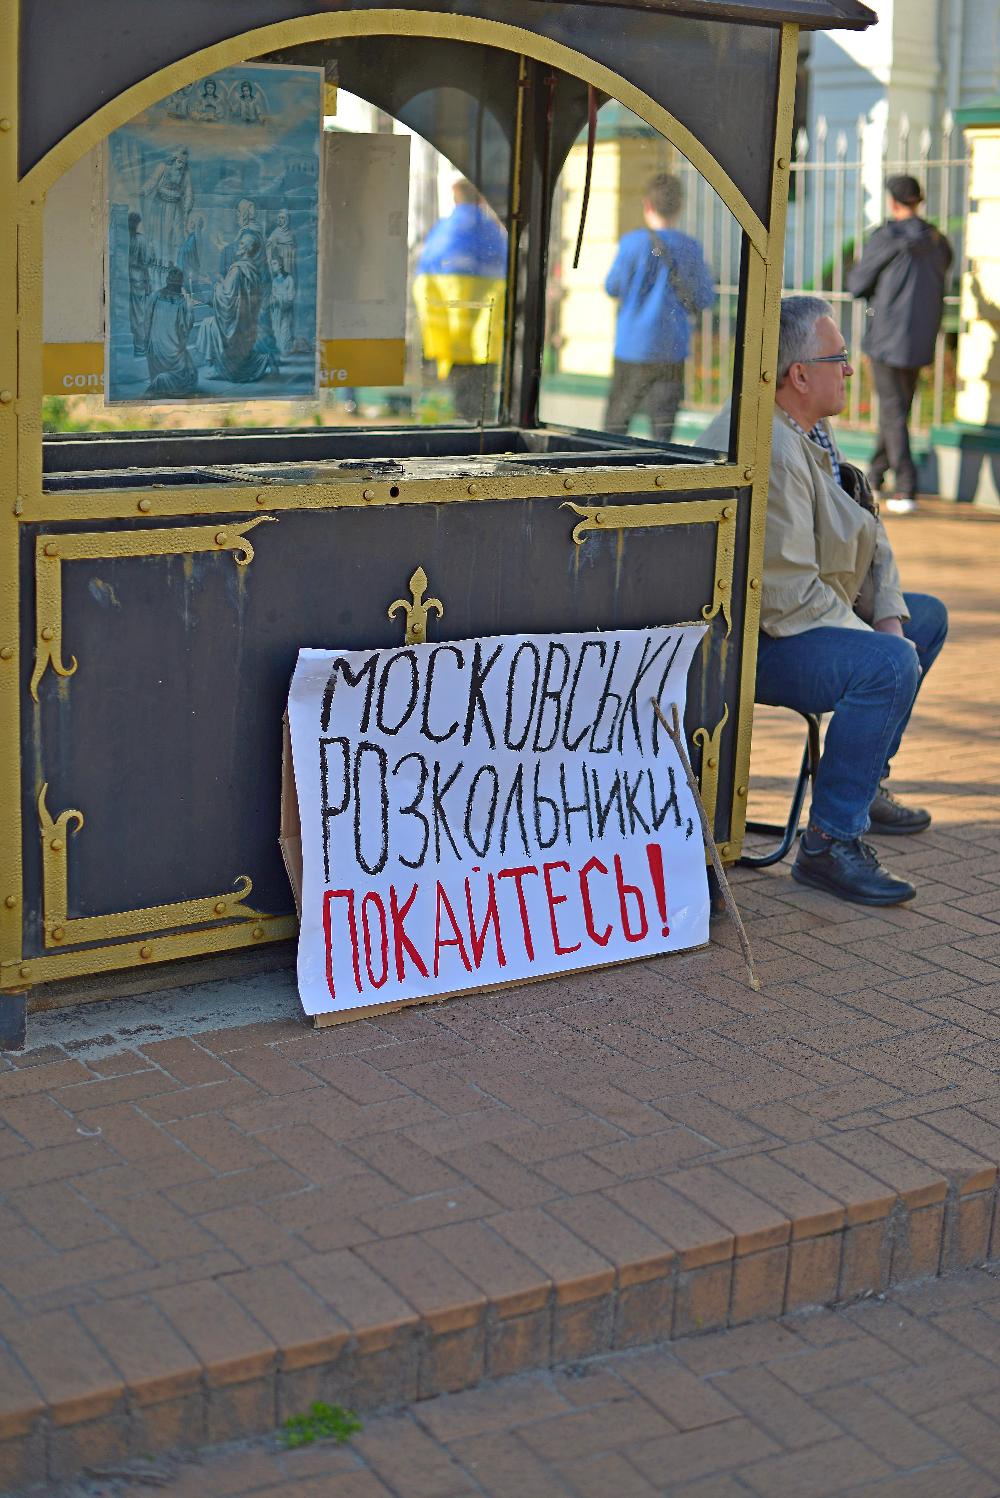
[604,173,715,443]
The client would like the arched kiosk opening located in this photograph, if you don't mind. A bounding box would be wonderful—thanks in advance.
[0,0,876,1010]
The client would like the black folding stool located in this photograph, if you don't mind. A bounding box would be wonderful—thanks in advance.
[738,711,822,868]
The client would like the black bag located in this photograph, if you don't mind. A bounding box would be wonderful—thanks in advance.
[645,227,700,316]
[839,460,879,518]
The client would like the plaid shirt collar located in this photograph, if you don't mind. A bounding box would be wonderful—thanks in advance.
[784,413,842,486]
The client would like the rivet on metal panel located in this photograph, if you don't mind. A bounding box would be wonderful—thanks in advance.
[214,901,226,915]
[467,482,479,496]
[0,119,10,132]
[137,498,151,513]
[723,505,736,519]
[0,391,12,405]
[0,647,12,661]
[777,156,788,168]
[717,578,729,592]
[594,512,604,525]
[707,757,718,769]
[255,493,266,505]
[737,785,748,797]
[215,531,228,546]
[43,542,58,557]
[19,966,29,979]
[252,926,265,939]
[40,626,54,641]
[363,488,375,501]
[761,371,772,383]
[743,467,753,480]
[719,844,732,859]
[51,927,64,943]
[139,945,152,960]
[563,477,574,491]
[654,473,666,487]
[50,839,63,852]
[749,577,760,590]
[4,895,16,909]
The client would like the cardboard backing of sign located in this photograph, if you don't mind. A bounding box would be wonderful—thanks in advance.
[279,714,303,918]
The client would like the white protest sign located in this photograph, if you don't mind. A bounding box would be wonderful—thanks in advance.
[287,625,710,1019]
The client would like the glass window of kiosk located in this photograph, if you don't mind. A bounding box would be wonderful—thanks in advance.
[539,99,745,460]
[41,57,515,438]
[39,39,743,472]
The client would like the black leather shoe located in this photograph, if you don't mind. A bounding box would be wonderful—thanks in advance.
[791,837,916,906]
[869,782,931,835]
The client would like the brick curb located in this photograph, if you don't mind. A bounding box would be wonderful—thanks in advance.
[3,1168,997,1492]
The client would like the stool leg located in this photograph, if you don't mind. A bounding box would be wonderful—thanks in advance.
[738,712,820,869]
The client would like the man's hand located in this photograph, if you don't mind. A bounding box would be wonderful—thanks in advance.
[874,616,921,673]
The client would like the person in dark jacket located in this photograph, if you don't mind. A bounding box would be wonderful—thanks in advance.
[847,175,952,515]
[603,173,714,444]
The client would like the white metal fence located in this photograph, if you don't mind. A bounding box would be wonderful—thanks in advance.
[675,113,969,434]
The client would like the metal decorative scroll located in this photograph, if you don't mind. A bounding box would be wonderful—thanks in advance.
[30,517,278,951]
[563,497,738,638]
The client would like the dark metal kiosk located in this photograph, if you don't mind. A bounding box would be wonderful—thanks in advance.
[0,0,875,1030]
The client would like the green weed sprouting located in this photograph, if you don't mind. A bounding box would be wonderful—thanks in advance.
[281,1401,363,1449]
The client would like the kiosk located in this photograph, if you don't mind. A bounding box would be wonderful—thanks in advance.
[0,0,876,1029]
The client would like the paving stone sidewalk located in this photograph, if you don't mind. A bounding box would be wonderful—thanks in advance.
[33,1264,1000,1498]
[1,503,999,1490]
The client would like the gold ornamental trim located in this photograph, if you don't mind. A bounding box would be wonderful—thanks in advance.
[693,703,730,833]
[36,784,266,950]
[3,914,298,989]
[18,12,766,255]
[564,497,738,638]
[25,515,279,954]
[388,566,444,645]
[30,516,276,701]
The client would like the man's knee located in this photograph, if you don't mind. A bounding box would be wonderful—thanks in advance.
[904,592,949,654]
[921,594,948,643]
[866,634,921,698]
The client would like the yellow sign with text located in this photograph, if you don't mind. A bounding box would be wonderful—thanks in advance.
[43,341,406,397]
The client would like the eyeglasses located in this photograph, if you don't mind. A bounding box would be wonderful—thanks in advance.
[800,351,852,367]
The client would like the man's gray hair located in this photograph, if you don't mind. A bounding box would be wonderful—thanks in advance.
[777,296,834,384]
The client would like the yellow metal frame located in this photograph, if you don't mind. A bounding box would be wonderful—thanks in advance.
[36,785,263,949]
[564,497,737,639]
[30,516,275,700]
[0,5,798,993]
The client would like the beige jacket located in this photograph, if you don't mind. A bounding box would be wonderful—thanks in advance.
[702,404,908,637]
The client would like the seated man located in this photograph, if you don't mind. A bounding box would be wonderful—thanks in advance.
[705,295,947,905]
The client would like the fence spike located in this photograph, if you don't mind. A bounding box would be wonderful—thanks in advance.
[795,126,809,157]
[816,114,829,141]
[919,126,932,159]
[836,130,849,158]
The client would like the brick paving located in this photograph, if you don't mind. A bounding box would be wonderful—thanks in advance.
[28,1265,1000,1497]
[1,503,1000,1491]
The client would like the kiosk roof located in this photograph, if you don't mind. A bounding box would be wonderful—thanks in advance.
[547,0,876,25]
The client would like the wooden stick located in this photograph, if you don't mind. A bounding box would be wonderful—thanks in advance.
[652,698,761,992]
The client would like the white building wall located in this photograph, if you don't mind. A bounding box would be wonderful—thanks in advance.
[809,0,998,163]
[958,0,1000,105]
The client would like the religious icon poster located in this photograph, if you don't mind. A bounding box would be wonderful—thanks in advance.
[105,63,323,404]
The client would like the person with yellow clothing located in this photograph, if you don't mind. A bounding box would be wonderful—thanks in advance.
[413,179,508,422]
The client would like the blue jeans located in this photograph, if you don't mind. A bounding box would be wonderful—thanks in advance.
[755,593,948,840]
